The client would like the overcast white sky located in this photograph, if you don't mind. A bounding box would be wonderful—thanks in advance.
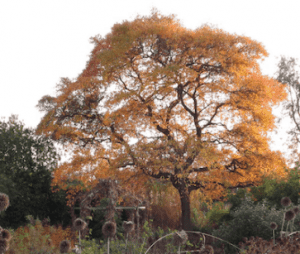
[1,0,300,162]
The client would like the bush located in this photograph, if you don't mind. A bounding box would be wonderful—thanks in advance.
[192,199,232,236]
[221,165,300,218]
[223,188,253,214]
[249,166,300,211]
[211,197,300,253]
[205,201,231,227]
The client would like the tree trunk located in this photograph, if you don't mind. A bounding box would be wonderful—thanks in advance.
[179,188,193,231]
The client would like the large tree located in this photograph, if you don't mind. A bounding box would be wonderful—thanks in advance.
[36,11,289,230]
[0,115,71,229]
[275,56,300,159]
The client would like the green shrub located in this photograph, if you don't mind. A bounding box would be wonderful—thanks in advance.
[249,166,300,211]
[212,197,300,253]
[205,201,230,226]
[192,199,232,235]
[222,165,300,217]
[223,188,253,213]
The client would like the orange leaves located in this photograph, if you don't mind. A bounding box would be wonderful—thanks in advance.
[50,145,111,206]
[11,223,77,252]
[47,225,77,249]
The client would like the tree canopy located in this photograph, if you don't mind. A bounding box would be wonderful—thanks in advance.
[36,11,289,230]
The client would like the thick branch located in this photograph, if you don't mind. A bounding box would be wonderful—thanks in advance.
[189,167,209,173]
[177,83,195,117]
[147,105,171,137]
[201,102,226,130]
[140,167,172,180]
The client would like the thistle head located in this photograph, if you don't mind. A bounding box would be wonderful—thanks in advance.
[102,221,117,238]
[281,197,292,207]
[122,221,134,234]
[242,237,248,243]
[0,229,12,242]
[47,238,53,247]
[0,193,9,212]
[293,206,300,215]
[42,217,50,227]
[0,239,9,253]
[270,222,278,230]
[59,240,71,253]
[285,210,296,221]
[200,245,214,253]
[26,215,36,226]
[73,218,87,231]
[173,230,188,246]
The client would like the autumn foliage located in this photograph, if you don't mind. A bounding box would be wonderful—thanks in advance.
[9,222,77,253]
[36,10,289,230]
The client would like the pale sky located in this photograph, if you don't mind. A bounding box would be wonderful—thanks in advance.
[1,0,300,162]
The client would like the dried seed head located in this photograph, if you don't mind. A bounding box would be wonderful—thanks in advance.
[200,245,214,253]
[0,193,9,212]
[73,218,87,231]
[270,222,278,230]
[59,240,71,253]
[173,230,188,246]
[27,215,36,226]
[281,197,292,207]
[48,238,53,247]
[102,221,117,238]
[294,207,300,215]
[0,239,9,253]
[122,221,134,234]
[42,218,50,227]
[0,229,12,242]
[285,210,296,221]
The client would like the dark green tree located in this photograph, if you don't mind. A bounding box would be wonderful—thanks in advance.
[0,115,72,229]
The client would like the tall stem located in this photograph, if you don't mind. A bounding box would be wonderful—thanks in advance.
[285,221,290,234]
[79,230,82,254]
[124,233,128,254]
[107,237,110,254]
[291,217,296,233]
[177,246,181,254]
[281,208,287,235]
[136,208,140,240]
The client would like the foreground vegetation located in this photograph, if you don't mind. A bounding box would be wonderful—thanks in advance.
[3,190,300,254]
[1,163,300,253]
